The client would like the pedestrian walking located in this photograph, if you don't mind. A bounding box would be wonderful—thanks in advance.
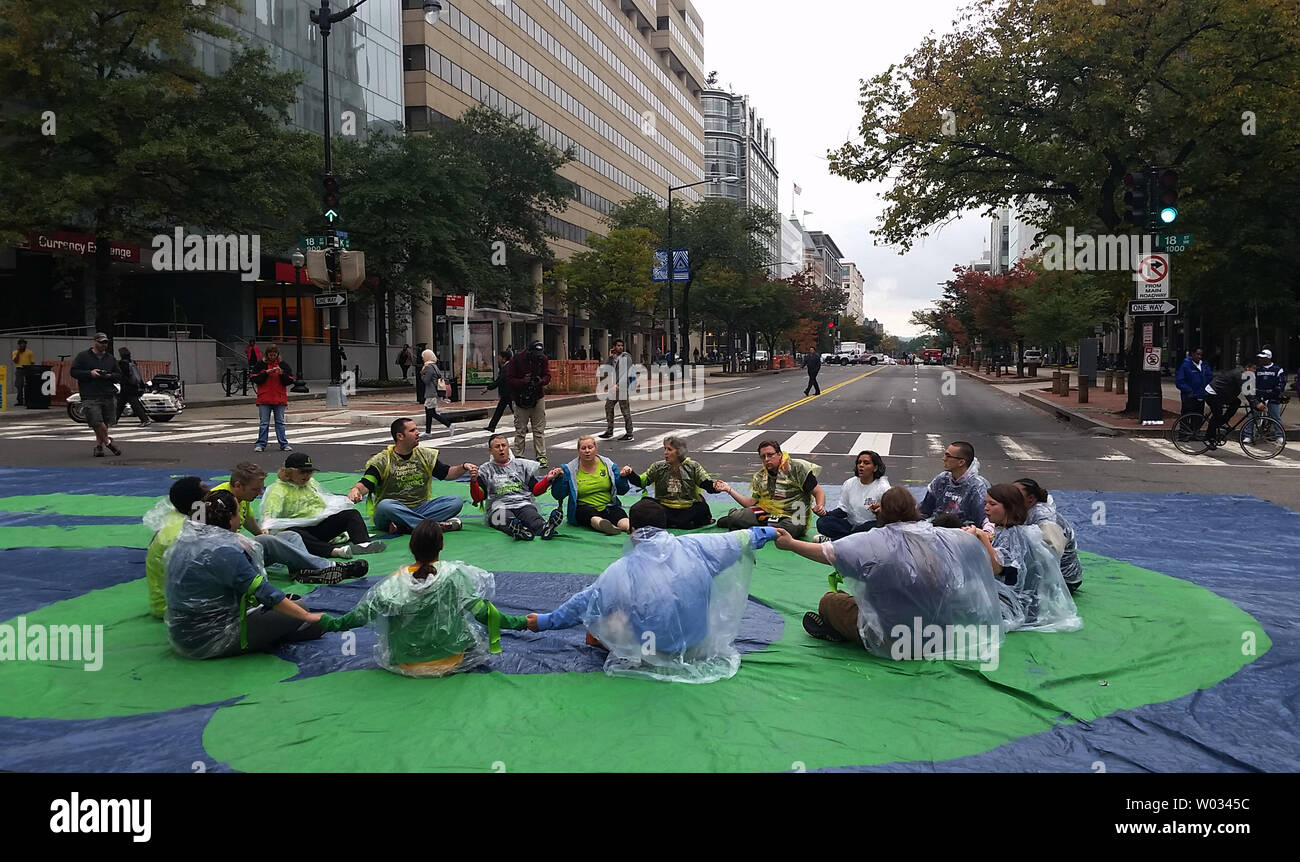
[69,332,122,457]
[251,344,297,452]
[10,338,34,406]
[115,347,152,426]
[507,340,551,465]
[485,349,514,433]
[803,346,822,396]
[1174,347,1212,417]
[419,350,454,438]
[396,344,413,380]
[599,337,634,441]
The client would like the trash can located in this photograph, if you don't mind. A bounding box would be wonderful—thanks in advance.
[24,365,51,409]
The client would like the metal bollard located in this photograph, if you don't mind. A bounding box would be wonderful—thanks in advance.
[1061,372,1070,395]
[1115,373,1126,395]
[1104,370,1113,392]
[1078,375,1088,403]
[1051,371,1062,395]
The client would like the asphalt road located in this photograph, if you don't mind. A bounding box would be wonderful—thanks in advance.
[5,363,1300,512]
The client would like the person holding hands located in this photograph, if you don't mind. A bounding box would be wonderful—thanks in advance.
[470,433,566,541]
[714,439,825,538]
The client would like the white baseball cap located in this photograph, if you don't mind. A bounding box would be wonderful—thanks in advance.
[1258,349,1272,360]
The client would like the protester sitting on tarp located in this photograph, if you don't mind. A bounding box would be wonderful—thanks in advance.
[963,484,1081,632]
[919,440,993,529]
[163,490,324,659]
[525,498,777,683]
[774,486,1003,661]
[318,520,526,678]
[1014,478,1083,593]
[261,452,388,559]
[142,476,208,619]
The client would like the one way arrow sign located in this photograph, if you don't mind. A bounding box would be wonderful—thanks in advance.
[1128,299,1178,316]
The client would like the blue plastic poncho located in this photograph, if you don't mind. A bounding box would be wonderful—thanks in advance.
[579,528,756,683]
[990,524,1082,632]
[830,520,1004,662]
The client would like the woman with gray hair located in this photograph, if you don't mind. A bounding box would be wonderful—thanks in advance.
[619,435,723,529]
[419,349,454,439]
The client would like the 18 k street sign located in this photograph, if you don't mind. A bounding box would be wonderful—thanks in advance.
[1128,299,1178,316]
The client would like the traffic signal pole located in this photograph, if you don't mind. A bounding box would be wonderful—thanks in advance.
[312,0,347,404]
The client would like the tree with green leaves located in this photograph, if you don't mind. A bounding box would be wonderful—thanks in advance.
[551,228,659,343]
[0,0,320,333]
[828,0,1300,406]
[1013,262,1108,368]
[693,263,764,372]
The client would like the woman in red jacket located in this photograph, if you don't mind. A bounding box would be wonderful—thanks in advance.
[251,345,296,453]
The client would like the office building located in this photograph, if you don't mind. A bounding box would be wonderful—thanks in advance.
[700,87,779,262]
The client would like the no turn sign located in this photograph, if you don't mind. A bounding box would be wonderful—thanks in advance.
[1143,347,1161,371]
[1135,253,1170,299]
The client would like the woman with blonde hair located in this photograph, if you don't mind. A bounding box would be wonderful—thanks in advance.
[548,434,632,534]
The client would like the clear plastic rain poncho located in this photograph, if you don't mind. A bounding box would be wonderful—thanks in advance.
[324,561,499,678]
[831,520,1004,661]
[260,477,355,533]
[162,520,277,659]
[582,528,755,684]
[143,499,188,619]
[1026,496,1082,589]
[990,524,1082,632]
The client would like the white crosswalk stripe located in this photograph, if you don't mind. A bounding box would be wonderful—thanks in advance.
[925,434,945,455]
[995,435,1049,461]
[626,427,710,451]
[846,432,892,456]
[1131,437,1227,466]
[1097,449,1134,461]
[780,430,828,454]
[708,428,767,453]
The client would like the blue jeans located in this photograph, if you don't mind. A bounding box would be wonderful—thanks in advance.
[257,403,288,448]
[1243,402,1284,440]
[252,531,331,571]
[373,495,464,534]
[815,509,877,540]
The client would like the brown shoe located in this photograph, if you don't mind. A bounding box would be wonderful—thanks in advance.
[585,631,608,650]
[105,438,122,456]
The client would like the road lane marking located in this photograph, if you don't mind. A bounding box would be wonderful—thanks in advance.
[847,432,893,455]
[995,435,1049,461]
[711,428,768,453]
[748,369,881,425]
[780,431,828,454]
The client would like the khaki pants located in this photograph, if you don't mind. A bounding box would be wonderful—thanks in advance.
[513,401,547,460]
[604,398,632,433]
[818,591,861,642]
[715,507,807,539]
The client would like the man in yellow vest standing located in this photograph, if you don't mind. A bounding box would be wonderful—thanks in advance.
[10,338,35,406]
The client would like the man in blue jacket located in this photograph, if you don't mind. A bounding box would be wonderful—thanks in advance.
[1174,347,1213,417]
[1245,349,1286,444]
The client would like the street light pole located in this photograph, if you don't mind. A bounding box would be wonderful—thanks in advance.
[309,0,443,402]
[666,174,738,362]
[291,249,309,392]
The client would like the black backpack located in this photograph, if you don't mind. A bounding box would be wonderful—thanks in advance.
[513,352,544,408]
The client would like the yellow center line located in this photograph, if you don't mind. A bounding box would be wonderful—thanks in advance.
[748,368,884,425]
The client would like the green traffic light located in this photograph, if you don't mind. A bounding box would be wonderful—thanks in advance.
[1159,206,1177,224]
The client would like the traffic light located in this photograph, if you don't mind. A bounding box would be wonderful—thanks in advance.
[827,320,835,331]
[1122,170,1151,226]
[324,246,340,286]
[322,174,340,210]
[1157,169,1178,224]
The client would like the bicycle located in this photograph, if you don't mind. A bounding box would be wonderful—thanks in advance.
[1170,396,1288,460]
[221,363,250,397]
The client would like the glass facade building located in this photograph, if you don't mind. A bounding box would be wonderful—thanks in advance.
[700,88,779,265]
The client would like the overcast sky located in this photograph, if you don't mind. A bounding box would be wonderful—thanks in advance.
[691,0,990,338]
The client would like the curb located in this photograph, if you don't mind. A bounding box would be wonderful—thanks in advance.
[1016,390,1176,437]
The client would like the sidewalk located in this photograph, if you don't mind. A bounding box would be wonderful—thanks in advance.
[960,367,1300,438]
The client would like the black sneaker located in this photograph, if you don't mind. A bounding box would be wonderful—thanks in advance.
[339,560,370,580]
[619,433,634,441]
[507,517,535,541]
[540,507,564,540]
[292,566,346,585]
[597,430,614,439]
[802,612,846,643]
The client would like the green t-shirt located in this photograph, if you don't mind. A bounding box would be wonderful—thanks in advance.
[574,463,612,510]
[211,481,255,526]
[145,510,187,619]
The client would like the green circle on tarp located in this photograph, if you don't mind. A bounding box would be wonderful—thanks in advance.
[201,552,1268,772]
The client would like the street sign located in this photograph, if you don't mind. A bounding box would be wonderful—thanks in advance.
[652,250,668,283]
[300,235,351,250]
[446,294,466,309]
[1143,347,1161,371]
[313,292,347,309]
[1135,252,1170,299]
[672,248,690,282]
[1156,233,1194,251]
[1128,299,1179,316]
[1142,322,1153,347]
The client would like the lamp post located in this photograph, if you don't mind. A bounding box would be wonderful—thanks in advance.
[666,175,738,361]
[290,249,309,392]
[309,0,442,404]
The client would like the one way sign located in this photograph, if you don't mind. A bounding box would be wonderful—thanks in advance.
[1128,299,1178,316]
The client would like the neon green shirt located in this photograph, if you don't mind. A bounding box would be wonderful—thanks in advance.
[211,481,255,526]
[145,511,187,619]
[574,463,612,509]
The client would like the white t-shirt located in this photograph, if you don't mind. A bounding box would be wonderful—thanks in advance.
[839,476,891,525]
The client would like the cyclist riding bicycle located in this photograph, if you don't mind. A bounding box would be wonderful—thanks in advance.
[1245,349,1287,444]
[1202,357,1260,450]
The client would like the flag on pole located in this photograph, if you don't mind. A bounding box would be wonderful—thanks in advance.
[793,183,802,195]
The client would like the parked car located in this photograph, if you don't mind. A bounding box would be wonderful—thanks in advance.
[754,350,769,363]
[1022,349,1044,366]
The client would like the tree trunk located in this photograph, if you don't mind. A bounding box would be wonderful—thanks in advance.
[680,277,693,362]
[1123,325,1142,413]
[376,285,389,381]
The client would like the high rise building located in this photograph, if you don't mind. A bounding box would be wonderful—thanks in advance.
[780,214,805,279]
[841,261,864,323]
[402,0,708,361]
[699,87,779,263]
[806,231,844,293]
